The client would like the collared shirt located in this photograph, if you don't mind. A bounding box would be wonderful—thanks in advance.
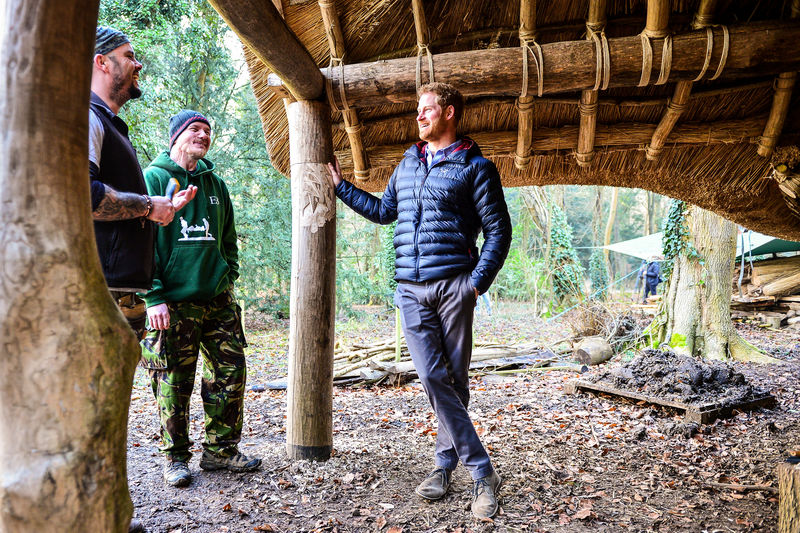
[425,139,463,169]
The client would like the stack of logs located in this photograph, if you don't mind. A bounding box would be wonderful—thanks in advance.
[331,338,588,386]
[734,255,800,299]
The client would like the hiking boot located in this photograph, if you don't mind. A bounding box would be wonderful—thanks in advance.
[128,518,146,533]
[199,450,262,472]
[163,460,191,488]
[471,470,502,519]
[415,467,453,500]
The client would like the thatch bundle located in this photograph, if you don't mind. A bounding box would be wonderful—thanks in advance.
[241,0,800,239]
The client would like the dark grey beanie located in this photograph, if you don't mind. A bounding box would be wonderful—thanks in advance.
[169,110,211,148]
[95,26,130,56]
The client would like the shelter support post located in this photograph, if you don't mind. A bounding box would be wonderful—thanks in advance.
[514,0,537,170]
[0,1,140,531]
[286,100,336,461]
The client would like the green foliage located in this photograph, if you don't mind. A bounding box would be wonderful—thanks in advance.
[669,333,687,349]
[661,200,700,281]
[99,0,292,315]
[493,248,548,301]
[382,222,398,295]
[588,249,609,300]
[548,203,585,304]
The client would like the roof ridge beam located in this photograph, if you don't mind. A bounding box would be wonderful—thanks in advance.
[208,0,323,100]
[267,21,800,109]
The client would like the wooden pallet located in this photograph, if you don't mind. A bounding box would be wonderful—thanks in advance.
[564,379,776,424]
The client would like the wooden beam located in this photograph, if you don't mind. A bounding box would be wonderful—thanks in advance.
[334,115,767,170]
[514,0,537,170]
[207,0,323,100]
[319,0,370,180]
[286,100,336,461]
[575,0,607,168]
[268,21,800,109]
[757,0,799,158]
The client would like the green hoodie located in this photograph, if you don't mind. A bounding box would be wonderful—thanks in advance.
[142,151,239,307]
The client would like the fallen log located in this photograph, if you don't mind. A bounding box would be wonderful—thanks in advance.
[573,337,614,366]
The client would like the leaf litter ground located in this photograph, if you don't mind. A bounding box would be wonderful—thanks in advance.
[127,302,800,532]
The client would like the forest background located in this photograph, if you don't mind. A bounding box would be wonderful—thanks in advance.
[99,0,669,317]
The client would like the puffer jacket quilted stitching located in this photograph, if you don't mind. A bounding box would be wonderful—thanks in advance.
[335,139,511,294]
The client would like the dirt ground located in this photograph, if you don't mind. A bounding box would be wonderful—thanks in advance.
[127,302,800,532]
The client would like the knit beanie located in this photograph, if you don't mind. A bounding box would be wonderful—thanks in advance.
[95,26,130,56]
[168,110,211,148]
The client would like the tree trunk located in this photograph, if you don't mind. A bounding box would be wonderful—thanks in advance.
[654,207,777,362]
[779,461,800,533]
[603,187,619,276]
[0,2,140,532]
[592,187,603,246]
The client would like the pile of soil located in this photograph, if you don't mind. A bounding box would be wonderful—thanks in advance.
[589,349,768,406]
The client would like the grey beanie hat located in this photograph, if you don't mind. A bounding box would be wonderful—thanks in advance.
[95,26,130,56]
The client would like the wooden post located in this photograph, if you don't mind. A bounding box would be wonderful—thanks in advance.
[644,0,671,38]
[319,0,370,180]
[575,0,606,168]
[0,1,140,531]
[778,460,800,531]
[286,101,336,461]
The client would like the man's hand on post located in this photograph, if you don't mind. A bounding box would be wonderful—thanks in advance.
[147,303,170,330]
[327,156,343,187]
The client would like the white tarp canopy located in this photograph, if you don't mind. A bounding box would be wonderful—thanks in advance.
[603,230,800,261]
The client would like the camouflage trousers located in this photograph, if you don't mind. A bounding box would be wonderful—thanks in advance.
[141,289,247,462]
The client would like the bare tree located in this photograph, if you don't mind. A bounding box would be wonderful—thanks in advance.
[0,2,139,531]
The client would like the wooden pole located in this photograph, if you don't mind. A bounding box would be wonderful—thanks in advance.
[207,0,323,100]
[286,100,336,461]
[268,21,800,108]
[692,0,719,29]
[411,0,430,49]
[757,0,799,158]
[318,0,370,180]
[0,1,140,531]
[644,0,671,38]
[778,460,800,532]
[575,0,606,168]
[514,0,537,170]
[646,80,693,160]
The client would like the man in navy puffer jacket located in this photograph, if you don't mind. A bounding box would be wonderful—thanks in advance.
[329,83,511,519]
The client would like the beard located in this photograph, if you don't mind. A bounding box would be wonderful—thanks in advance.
[419,117,447,143]
[108,58,141,106]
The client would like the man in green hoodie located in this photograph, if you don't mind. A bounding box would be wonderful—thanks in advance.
[141,110,261,488]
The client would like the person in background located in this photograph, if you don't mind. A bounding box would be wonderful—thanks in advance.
[328,82,511,519]
[141,110,260,489]
[640,256,662,303]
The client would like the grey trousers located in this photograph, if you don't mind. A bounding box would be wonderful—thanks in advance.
[394,271,493,480]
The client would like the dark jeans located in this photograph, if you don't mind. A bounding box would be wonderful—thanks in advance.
[643,278,659,303]
[394,272,493,480]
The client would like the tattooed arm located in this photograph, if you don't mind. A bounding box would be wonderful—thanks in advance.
[92,184,176,225]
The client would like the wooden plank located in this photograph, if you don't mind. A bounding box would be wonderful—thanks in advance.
[567,379,775,424]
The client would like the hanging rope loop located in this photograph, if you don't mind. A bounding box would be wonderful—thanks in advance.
[326,58,351,112]
[415,43,435,92]
[588,29,610,91]
[520,37,544,98]
[638,32,672,87]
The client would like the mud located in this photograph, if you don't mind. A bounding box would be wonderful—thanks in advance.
[588,349,768,406]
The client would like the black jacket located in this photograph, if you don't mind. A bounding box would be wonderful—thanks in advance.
[90,92,155,290]
[335,139,511,294]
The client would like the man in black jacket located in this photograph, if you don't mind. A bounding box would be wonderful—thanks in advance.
[89,26,195,338]
[328,82,511,519]
[89,27,196,533]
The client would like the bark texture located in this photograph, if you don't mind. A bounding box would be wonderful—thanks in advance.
[655,207,775,362]
[0,1,140,531]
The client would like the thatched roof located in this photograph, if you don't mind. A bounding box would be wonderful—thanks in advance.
[241,0,800,240]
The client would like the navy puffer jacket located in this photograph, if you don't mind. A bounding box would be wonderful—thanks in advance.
[335,139,511,294]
